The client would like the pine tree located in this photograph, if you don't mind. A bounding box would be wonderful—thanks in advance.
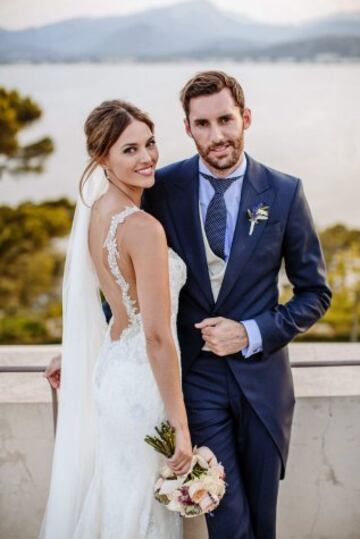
[0,87,54,178]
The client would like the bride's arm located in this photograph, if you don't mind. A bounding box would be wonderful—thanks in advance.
[125,212,192,475]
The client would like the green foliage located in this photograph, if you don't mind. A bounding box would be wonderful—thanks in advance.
[320,238,360,341]
[293,224,360,341]
[0,87,54,177]
[0,199,359,344]
[0,200,74,343]
[0,316,50,344]
[319,224,360,268]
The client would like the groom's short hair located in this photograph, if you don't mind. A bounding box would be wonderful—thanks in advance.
[180,71,245,119]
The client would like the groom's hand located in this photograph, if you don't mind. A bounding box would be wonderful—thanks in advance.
[195,317,249,356]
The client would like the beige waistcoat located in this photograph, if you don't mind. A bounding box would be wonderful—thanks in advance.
[199,205,228,350]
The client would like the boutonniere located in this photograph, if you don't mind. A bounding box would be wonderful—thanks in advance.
[247,202,269,236]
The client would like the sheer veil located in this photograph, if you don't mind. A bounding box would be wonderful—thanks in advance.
[39,167,108,538]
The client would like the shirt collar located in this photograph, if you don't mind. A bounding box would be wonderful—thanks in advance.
[199,153,247,179]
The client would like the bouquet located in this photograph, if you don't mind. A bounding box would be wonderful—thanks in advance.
[145,421,226,518]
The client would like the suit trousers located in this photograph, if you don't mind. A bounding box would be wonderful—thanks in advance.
[183,352,282,539]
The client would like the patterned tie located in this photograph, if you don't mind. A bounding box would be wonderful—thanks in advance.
[201,172,242,260]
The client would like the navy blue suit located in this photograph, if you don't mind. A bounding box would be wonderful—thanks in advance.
[140,153,331,538]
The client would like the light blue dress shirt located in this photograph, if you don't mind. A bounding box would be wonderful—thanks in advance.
[198,155,263,358]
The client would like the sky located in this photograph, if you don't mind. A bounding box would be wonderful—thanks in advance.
[1,0,360,30]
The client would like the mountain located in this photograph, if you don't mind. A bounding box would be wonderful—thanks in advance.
[0,1,257,61]
[182,35,360,61]
[242,35,360,61]
[0,0,359,62]
[300,11,360,39]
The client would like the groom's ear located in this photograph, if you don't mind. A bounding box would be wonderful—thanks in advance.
[184,118,193,139]
[242,108,252,130]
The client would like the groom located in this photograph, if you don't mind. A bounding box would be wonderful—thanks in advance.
[46,71,331,538]
[142,71,331,538]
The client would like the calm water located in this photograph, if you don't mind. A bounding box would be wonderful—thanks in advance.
[0,61,359,228]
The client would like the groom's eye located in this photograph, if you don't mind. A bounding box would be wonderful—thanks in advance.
[195,119,209,128]
[219,116,231,124]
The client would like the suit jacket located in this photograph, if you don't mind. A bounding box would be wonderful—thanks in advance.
[142,152,331,477]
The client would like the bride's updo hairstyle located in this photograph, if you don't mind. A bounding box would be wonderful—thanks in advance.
[79,99,154,201]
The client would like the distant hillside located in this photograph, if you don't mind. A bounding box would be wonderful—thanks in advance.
[0,0,359,62]
[184,35,360,61]
[247,35,360,61]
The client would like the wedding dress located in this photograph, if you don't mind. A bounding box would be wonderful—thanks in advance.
[73,206,186,538]
[39,170,186,539]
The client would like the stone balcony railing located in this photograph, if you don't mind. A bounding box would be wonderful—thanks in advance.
[1,343,360,539]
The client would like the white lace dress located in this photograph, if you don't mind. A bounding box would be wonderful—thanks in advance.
[73,207,187,539]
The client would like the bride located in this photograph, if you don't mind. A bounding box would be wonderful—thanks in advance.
[39,100,192,538]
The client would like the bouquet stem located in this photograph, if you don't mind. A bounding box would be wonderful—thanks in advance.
[144,421,176,459]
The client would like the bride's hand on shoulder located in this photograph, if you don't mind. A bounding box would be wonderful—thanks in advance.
[166,425,193,476]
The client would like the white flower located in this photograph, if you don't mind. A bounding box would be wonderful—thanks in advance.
[159,464,177,479]
[159,477,186,495]
[247,203,269,236]
[167,498,183,512]
[194,446,218,466]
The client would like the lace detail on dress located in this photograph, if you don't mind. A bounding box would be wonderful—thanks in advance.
[103,206,142,327]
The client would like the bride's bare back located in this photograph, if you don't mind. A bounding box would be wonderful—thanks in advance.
[89,196,143,342]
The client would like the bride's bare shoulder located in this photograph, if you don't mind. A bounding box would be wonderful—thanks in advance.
[126,210,165,237]
[124,210,167,251]
[90,196,166,248]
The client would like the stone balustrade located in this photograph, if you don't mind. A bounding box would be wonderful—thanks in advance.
[1,343,360,539]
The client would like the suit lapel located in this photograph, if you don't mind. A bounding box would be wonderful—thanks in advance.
[215,154,276,310]
[165,155,214,309]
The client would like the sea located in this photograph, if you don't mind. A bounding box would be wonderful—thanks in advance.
[1,61,359,228]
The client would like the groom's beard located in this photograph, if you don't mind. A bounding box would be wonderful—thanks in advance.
[195,131,244,173]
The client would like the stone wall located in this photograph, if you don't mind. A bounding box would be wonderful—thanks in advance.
[1,344,360,539]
